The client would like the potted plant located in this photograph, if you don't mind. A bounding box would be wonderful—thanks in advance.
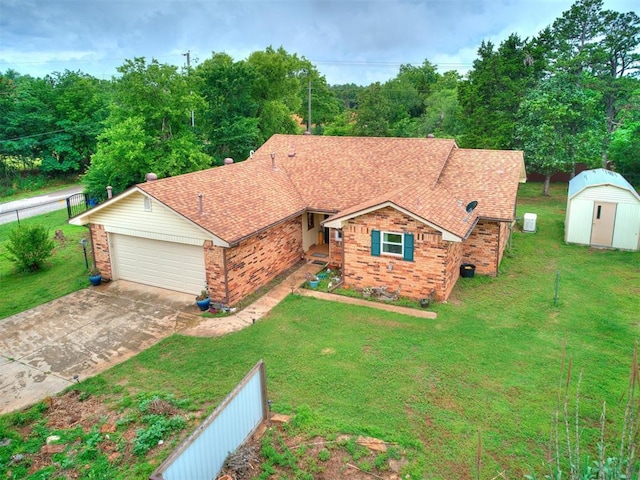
[305,272,320,289]
[88,266,102,286]
[419,291,435,308]
[195,286,210,311]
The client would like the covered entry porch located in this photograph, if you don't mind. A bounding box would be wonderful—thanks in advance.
[302,212,342,267]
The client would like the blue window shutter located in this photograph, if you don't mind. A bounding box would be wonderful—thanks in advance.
[371,230,380,256]
[403,233,414,261]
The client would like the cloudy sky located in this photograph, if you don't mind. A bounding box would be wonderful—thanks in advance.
[0,0,636,85]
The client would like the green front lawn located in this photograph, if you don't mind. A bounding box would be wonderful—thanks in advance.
[0,209,90,319]
[1,183,638,479]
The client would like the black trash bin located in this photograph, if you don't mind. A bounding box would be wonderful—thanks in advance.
[460,263,476,278]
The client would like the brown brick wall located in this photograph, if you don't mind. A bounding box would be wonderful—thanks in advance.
[443,241,463,300]
[203,241,227,304]
[342,207,455,301]
[461,220,502,276]
[90,224,112,279]
[497,221,510,266]
[328,228,343,268]
[224,216,303,305]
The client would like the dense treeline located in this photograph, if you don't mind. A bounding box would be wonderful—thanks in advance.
[0,0,638,198]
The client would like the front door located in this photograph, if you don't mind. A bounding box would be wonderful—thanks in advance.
[591,202,616,246]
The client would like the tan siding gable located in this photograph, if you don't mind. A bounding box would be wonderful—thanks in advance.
[87,192,211,244]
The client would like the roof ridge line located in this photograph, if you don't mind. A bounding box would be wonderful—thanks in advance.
[432,140,458,187]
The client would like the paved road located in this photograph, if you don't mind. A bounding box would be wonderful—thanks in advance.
[0,185,84,225]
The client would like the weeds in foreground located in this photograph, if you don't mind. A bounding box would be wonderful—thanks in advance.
[525,342,639,480]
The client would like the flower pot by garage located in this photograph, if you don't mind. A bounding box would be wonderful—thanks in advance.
[88,274,102,286]
[460,263,476,278]
[196,297,211,311]
[419,298,431,308]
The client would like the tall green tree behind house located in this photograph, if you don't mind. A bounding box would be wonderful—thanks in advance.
[458,33,548,150]
[354,82,392,136]
[194,52,261,163]
[83,58,211,199]
[550,0,640,165]
[246,47,303,140]
[295,61,340,135]
[515,74,605,195]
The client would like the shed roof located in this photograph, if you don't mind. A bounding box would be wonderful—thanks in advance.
[568,169,639,199]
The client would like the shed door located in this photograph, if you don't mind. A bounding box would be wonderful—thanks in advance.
[590,202,616,247]
[110,234,205,294]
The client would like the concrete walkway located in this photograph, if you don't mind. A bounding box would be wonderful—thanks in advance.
[181,262,436,337]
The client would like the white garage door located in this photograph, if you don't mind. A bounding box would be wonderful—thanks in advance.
[110,234,206,294]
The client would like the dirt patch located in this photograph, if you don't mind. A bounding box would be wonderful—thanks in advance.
[218,423,411,480]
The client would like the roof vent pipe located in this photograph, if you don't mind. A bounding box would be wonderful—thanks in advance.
[146,172,158,182]
[106,186,113,199]
[270,152,277,170]
[198,193,203,214]
[224,157,234,165]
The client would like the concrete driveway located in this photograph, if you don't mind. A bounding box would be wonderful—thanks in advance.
[0,281,200,414]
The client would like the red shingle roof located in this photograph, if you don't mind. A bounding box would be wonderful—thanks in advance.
[136,134,524,244]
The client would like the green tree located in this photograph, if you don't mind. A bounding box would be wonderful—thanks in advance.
[0,70,110,177]
[354,83,392,136]
[194,52,261,163]
[296,62,340,134]
[458,34,547,149]
[420,70,463,138]
[245,47,302,139]
[0,73,54,168]
[608,86,640,186]
[5,225,55,272]
[40,71,110,173]
[515,74,605,195]
[84,58,211,198]
[551,0,640,164]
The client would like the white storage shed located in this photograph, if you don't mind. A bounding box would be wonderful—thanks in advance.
[565,169,640,251]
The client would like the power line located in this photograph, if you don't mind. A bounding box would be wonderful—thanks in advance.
[0,121,103,143]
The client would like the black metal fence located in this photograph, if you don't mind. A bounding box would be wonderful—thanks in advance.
[66,192,92,219]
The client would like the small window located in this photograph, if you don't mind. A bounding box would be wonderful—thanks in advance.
[307,213,315,230]
[144,197,152,212]
[382,232,403,255]
[335,229,343,242]
[596,205,602,219]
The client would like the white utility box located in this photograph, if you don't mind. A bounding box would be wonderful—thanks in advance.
[523,213,537,233]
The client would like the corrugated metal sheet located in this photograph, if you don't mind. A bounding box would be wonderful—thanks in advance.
[568,169,639,199]
[612,203,640,251]
[150,361,267,480]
